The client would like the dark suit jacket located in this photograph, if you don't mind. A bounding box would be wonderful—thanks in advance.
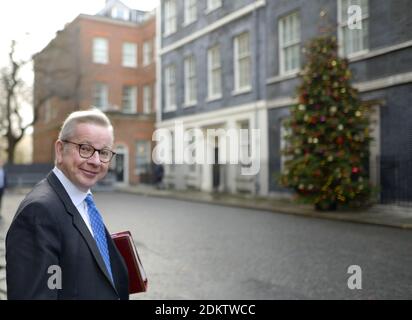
[0,167,6,192]
[6,171,129,300]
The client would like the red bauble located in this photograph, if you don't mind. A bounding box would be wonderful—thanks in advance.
[336,136,344,145]
[352,167,360,174]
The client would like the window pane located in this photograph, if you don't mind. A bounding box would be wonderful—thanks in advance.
[342,11,368,56]
[280,12,300,73]
[208,46,222,98]
[361,0,369,16]
[165,0,177,34]
[185,0,197,24]
[143,41,152,65]
[143,85,152,114]
[165,65,176,110]
[93,83,108,109]
[122,86,136,113]
[122,43,137,67]
[235,33,251,90]
[93,38,108,64]
[240,58,250,88]
[208,0,221,10]
[185,56,197,104]
[284,17,290,43]
[292,44,300,70]
[341,0,350,21]
[212,70,221,95]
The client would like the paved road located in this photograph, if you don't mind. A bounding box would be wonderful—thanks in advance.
[1,191,412,299]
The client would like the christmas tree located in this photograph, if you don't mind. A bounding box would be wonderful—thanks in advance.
[280,35,372,210]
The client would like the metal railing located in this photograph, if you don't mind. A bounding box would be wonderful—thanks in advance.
[4,164,53,188]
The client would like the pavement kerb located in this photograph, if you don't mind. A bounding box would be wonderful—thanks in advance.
[116,187,412,230]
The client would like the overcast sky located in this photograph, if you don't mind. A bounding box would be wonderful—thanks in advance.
[0,0,158,68]
[0,0,158,127]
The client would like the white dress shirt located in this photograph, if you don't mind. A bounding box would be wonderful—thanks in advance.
[52,167,94,236]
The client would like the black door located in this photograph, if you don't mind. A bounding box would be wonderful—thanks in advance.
[115,153,124,183]
[213,146,220,191]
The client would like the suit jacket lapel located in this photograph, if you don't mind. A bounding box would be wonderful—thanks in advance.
[46,171,118,294]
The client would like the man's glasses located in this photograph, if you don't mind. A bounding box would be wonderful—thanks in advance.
[62,140,116,163]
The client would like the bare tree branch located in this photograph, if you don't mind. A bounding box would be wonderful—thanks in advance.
[1,39,81,163]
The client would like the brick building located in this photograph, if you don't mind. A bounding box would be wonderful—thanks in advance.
[33,0,156,185]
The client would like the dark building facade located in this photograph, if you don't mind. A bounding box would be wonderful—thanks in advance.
[158,0,412,203]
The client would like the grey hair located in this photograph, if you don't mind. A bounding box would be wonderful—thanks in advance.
[58,108,114,142]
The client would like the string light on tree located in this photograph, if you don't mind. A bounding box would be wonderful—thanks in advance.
[280,35,372,210]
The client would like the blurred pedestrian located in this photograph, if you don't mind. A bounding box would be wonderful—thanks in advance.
[154,163,164,189]
[6,109,129,300]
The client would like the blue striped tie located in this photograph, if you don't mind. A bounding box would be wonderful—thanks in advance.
[85,194,113,283]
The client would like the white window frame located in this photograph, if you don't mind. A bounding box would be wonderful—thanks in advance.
[122,85,137,113]
[164,0,177,36]
[206,0,222,13]
[184,55,197,107]
[338,0,369,58]
[143,85,152,114]
[165,64,176,112]
[92,37,108,64]
[279,11,301,75]
[184,0,197,26]
[122,42,137,68]
[233,32,252,94]
[93,83,108,110]
[143,40,153,66]
[207,45,222,100]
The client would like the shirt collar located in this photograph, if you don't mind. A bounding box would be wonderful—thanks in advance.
[53,167,91,206]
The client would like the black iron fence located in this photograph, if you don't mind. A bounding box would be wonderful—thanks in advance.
[380,155,412,207]
[2,157,412,206]
[3,164,115,190]
[4,164,53,188]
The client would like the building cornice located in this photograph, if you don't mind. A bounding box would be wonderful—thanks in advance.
[76,13,154,28]
[157,100,266,128]
[348,40,412,63]
[266,71,412,109]
[354,71,412,92]
[160,0,266,55]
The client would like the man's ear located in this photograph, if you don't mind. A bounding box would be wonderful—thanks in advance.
[55,140,64,164]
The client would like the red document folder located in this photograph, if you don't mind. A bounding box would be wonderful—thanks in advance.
[111,231,148,294]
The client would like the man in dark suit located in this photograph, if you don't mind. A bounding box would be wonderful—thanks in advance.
[6,109,129,300]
